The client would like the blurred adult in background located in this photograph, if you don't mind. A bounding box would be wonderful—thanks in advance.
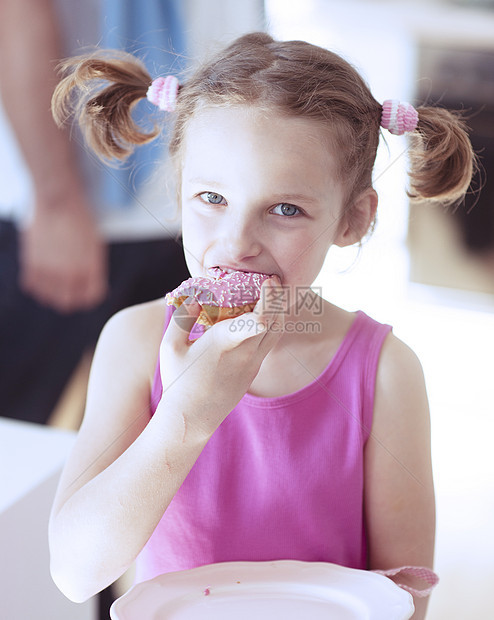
[0,0,191,425]
[0,0,264,615]
[0,0,265,427]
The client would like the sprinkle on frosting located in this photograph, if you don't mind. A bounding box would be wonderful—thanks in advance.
[166,270,271,308]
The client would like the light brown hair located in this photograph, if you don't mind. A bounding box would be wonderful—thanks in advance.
[52,32,476,225]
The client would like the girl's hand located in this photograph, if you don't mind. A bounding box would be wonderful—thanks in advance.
[158,276,284,438]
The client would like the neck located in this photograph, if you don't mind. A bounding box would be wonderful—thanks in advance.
[267,291,327,351]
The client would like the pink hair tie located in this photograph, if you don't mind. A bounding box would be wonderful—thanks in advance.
[381,100,418,135]
[146,75,179,112]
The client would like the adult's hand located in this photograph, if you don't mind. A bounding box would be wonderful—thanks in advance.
[0,0,108,313]
[20,197,108,313]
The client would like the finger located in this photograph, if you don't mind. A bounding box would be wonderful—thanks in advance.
[82,277,108,309]
[255,276,287,330]
[74,271,108,312]
[18,256,75,313]
[220,276,287,347]
[58,281,105,314]
[44,272,87,314]
[165,298,202,345]
[218,312,268,347]
[78,252,109,310]
[44,282,79,314]
[20,267,62,310]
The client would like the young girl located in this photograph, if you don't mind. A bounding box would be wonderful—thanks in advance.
[48,32,474,617]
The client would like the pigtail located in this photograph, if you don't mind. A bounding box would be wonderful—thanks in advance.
[52,50,158,162]
[408,106,477,206]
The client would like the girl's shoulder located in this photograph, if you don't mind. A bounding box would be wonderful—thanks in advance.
[377,330,424,388]
[105,297,167,335]
[103,297,167,343]
[96,297,167,388]
[372,327,429,448]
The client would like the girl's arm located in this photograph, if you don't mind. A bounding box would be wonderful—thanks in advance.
[49,282,283,602]
[364,334,436,620]
[48,300,207,601]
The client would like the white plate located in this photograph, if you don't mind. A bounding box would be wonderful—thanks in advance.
[110,560,414,620]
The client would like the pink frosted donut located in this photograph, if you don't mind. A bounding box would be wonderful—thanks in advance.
[165,269,271,327]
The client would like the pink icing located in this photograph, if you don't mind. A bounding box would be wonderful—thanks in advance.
[166,271,271,308]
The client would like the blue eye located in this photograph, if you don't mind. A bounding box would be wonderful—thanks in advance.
[273,203,300,217]
[199,192,226,205]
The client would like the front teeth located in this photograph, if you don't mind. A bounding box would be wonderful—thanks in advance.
[210,266,237,276]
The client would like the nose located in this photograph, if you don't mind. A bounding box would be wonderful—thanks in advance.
[221,210,263,263]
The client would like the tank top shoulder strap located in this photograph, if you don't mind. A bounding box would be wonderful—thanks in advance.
[345,311,392,443]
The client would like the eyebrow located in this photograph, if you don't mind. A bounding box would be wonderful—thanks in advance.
[277,193,320,205]
[186,177,228,189]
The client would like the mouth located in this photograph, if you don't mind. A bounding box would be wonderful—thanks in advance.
[209,266,240,276]
[207,266,280,284]
[208,266,263,277]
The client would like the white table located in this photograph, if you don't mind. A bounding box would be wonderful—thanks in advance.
[0,417,96,620]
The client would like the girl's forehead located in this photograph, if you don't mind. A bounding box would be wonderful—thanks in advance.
[182,105,339,174]
[186,104,325,139]
[180,105,344,207]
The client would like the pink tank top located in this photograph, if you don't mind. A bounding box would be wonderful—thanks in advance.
[135,308,391,583]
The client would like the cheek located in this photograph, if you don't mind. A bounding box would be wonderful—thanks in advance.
[281,232,332,281]
[181,206,221,276]
[182,244,201,276]
[181,212,203,274]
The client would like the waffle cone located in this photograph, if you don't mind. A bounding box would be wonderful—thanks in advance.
[166,295,257,328]
[196,303,257,327]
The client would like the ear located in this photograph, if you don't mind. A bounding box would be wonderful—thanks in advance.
[334,188,378,247]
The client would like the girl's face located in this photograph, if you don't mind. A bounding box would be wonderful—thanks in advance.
[180,105,350,303]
